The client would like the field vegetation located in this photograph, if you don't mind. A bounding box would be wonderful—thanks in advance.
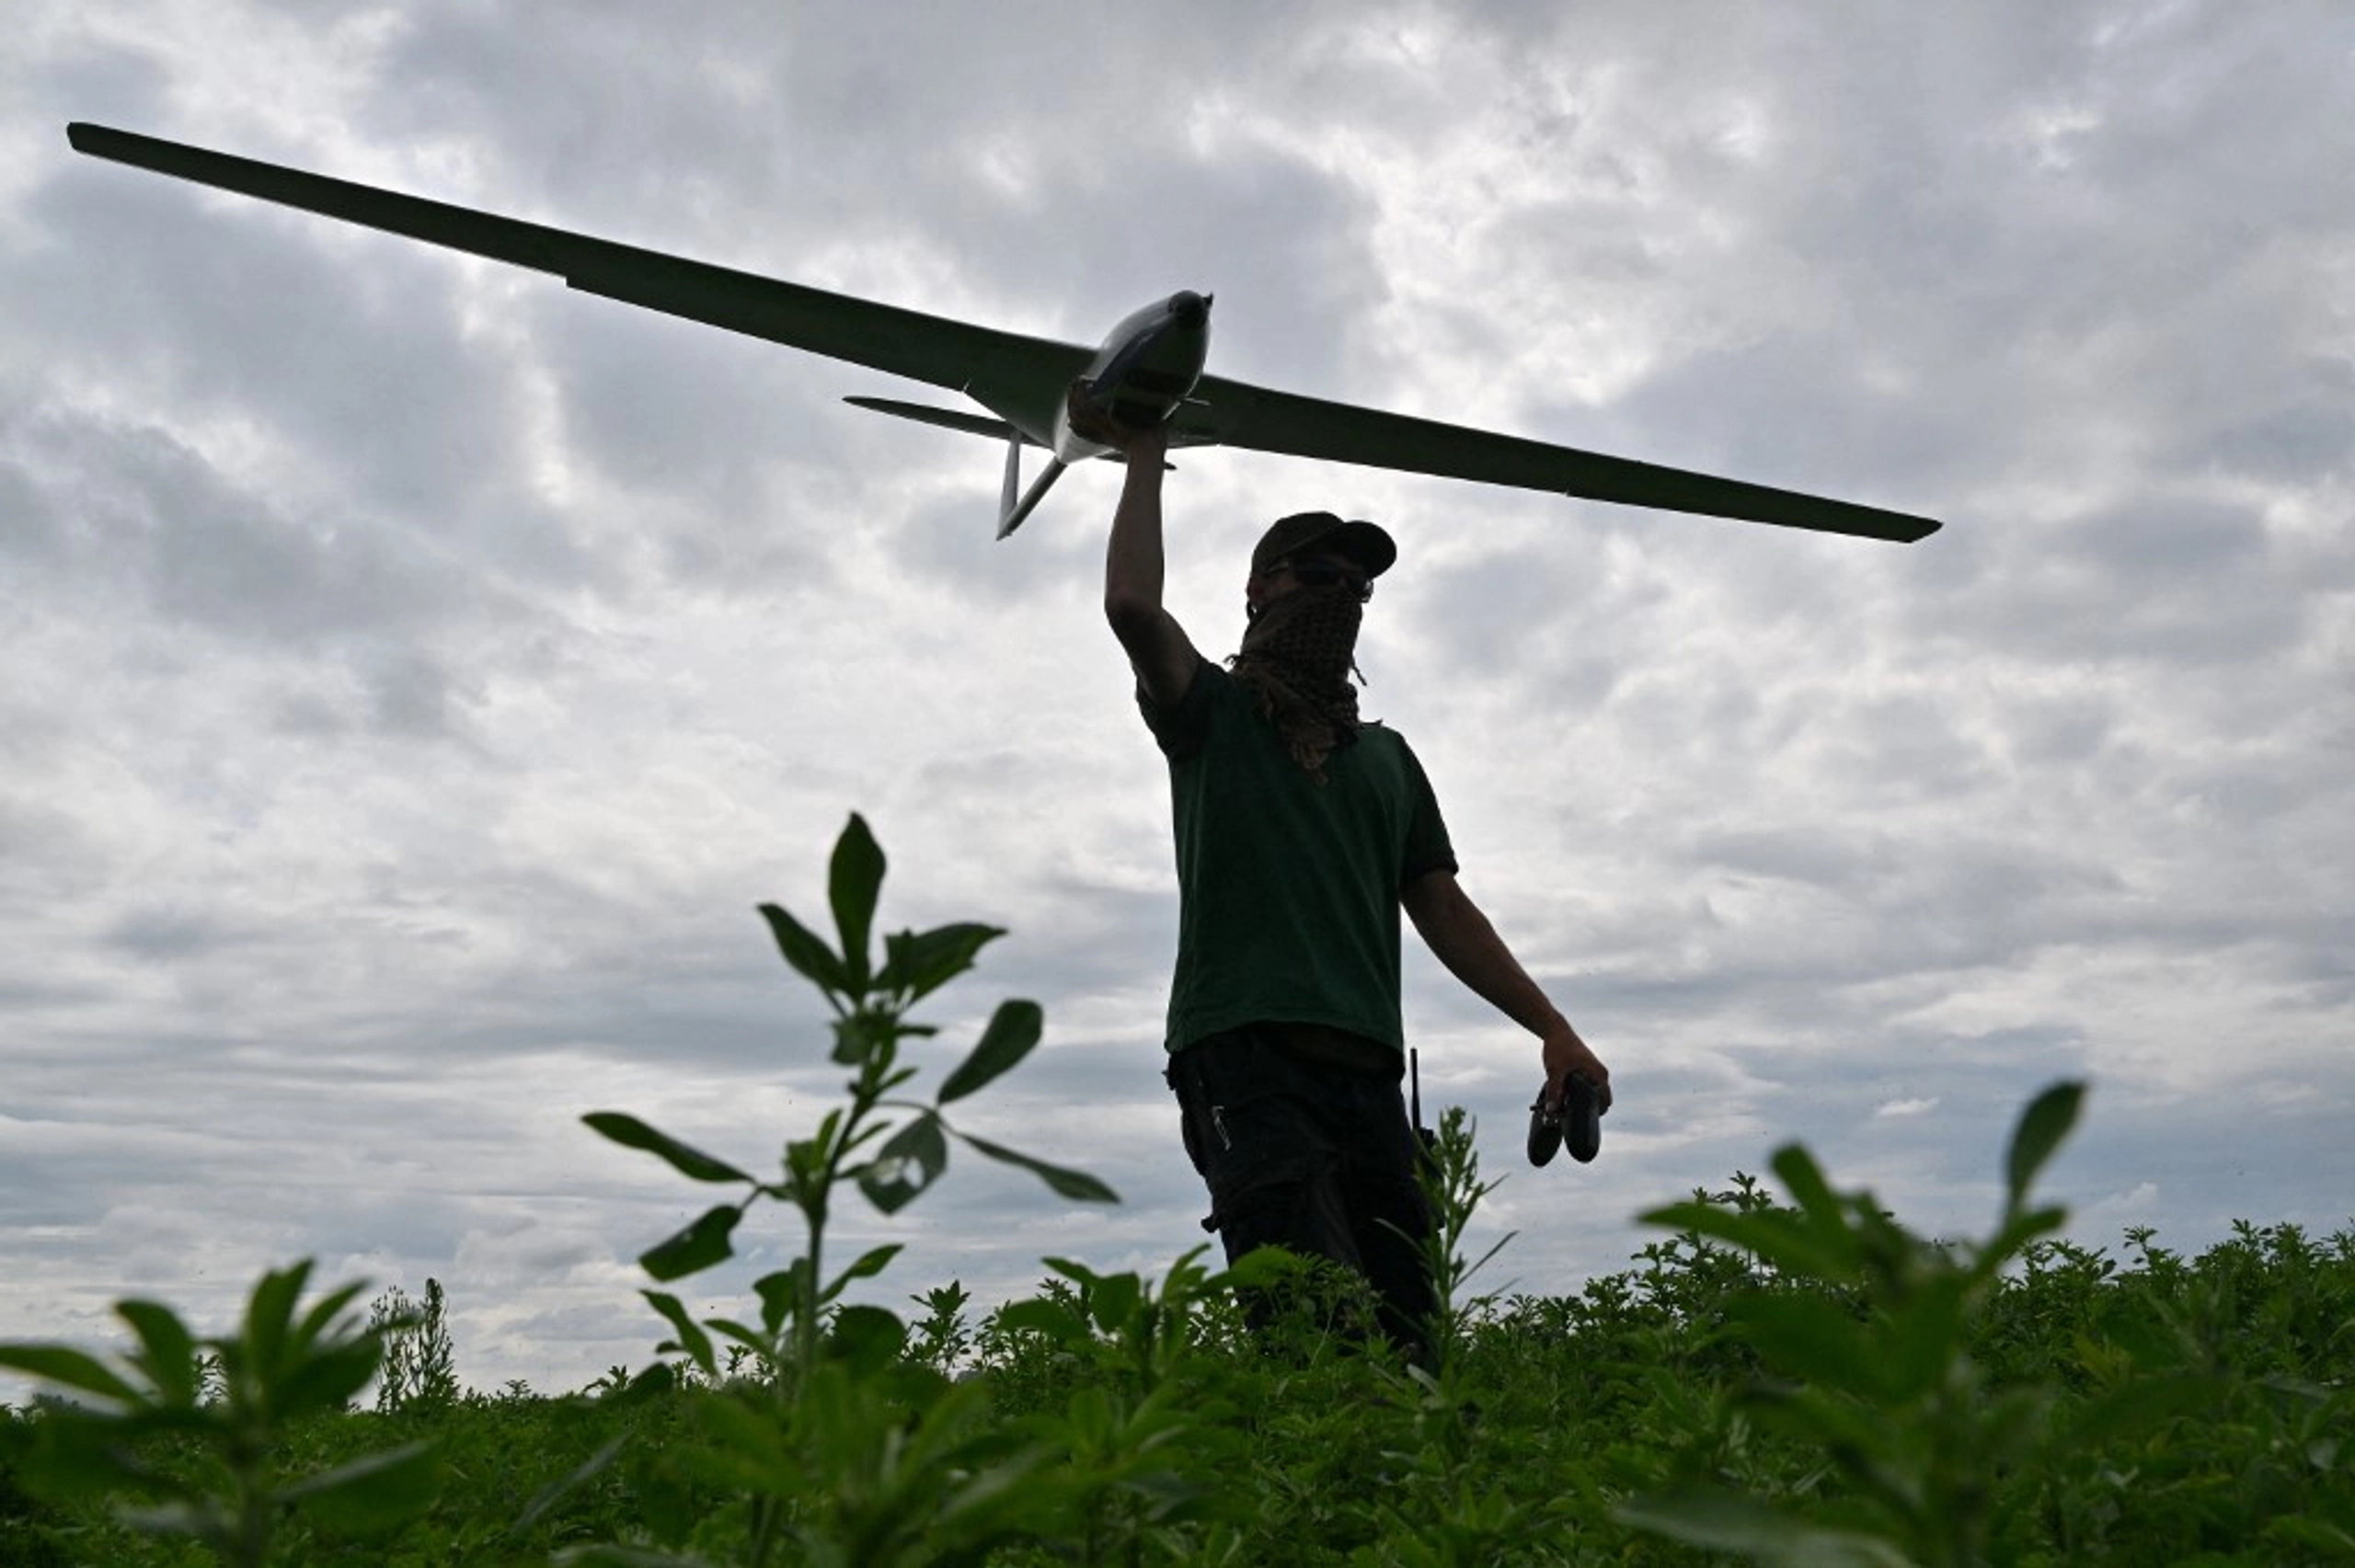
[6,818,2350,1565]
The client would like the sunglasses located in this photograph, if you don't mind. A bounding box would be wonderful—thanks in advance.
[1275,556,1373,601]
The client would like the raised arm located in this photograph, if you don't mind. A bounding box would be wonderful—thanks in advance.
[1402,869,1610,1110]
[1092,406,1200,706]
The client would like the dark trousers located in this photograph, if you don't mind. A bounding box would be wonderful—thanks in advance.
[1165,1024,1436,1363]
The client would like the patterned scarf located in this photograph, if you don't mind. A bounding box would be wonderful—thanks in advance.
[1227,583,1365,783]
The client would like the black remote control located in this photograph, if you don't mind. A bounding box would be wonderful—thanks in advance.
[1526,1077,1603,1167]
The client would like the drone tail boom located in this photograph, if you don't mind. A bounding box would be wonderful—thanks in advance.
[997,445,1067,540]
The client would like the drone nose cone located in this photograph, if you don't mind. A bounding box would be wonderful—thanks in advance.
[1169,290,1211,326]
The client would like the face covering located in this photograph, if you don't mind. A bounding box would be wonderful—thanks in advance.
[1228,581,1365,782]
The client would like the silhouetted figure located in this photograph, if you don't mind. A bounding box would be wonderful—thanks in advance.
[1091,402,1612,1360]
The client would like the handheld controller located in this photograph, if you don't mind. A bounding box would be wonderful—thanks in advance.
[1526,1076,1603,1167]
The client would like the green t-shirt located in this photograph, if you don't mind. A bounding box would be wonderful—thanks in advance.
[1141,659,1457,1056]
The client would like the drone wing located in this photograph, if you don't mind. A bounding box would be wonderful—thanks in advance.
[1174,375,1939,544]
[63,122,1089,441]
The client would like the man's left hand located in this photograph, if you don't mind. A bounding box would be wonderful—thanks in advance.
[1542,1028,1611,1114]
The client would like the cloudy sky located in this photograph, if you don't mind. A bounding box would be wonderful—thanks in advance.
[5,1,2349,1399]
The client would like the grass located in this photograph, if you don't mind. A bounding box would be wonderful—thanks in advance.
[7,1209,2350,1565]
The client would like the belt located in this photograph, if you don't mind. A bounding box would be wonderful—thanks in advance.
[1266,1023,1400,1080]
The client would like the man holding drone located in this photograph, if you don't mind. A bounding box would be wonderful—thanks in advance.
[1090,401,1611,1358]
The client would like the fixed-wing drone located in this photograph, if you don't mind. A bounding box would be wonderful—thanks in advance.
[66,123,1938,545]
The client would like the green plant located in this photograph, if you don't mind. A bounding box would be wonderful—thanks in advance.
[1615,1082,2119,1567]
[0,1261,438,1567]
[1410,1104,1513,1379]
[566,812,1120,1567]
[989,1250,1256,1563]
[9,1189,2352,1562]
[585,813,1114,1387]
[906,1282,977,1377]
[369,1277,458,1415]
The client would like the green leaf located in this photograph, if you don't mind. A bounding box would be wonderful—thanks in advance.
[1768,1143,1849,1230]
[0,1345,144,1406]
[615,1363,675,1405]
[1879,1273,1971,1401]
[2005,1081,2086,1218]
[1744,1381,1890,1464]
[2059,1369,2219,1451]
[514,1432,629,1537]
[1977,1203,2073,1282]
[704,1319,777,1367]
[1086,1271,1143,1335]
[13,1414,197,1504]
[878,922,1005,1003]
[293,1280,370,1350]
[755,1266,802,1337]
[1616,1484,1913,1566]
[114,1300,198,1407]
[936,1001,1043,1104]
[243,1260,315,1377]
[857,1114,949,1214]
[2266,1517,2355,1555]
[281,1440,442,1534]
[826,1304,907,1371]
[1209,1246,1311,1297]
[957,1131,1118,1203]
[829,813,886,992]
[581,1113,753,1185]
[992,1298,1087,1345]
[1639,1201,1856,1285]
[1728,1294,1880,1400]
[833,1008,913,1067]
[1041,1254,1102,1288]
[641,1290,716,1378]
[1976,1383,2058,1471]
[276,1336,382,1417]
[639,1205,742,1281]
[114,1499,229,1540]
[555,1546,717,1567]
[821,1243,906,1306]
[758,902,850,997]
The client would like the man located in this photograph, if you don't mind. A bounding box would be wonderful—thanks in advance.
[1094,407,1610,1358]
